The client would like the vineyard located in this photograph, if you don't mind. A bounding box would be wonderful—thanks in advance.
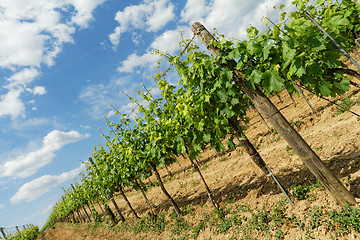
[35,0,360,239]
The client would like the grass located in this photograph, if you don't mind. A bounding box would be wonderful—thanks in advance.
[62,191,360,240]
[5,226,40,240]
[290,179,323,200]
[334,96,360,116]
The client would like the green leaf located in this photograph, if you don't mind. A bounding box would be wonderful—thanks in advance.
[203,133,211,143]
[291,58,306,77]
[305,35,326,51]
[249,69,262,84]
[221,105,233,117]
[189,150,197,160]
[319,81,333,96]
[220,69,233,82]
[230,97,240,106]
[262,70,284,92]
[217,89,228,102]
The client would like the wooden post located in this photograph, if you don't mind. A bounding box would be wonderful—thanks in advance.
[82,205,92,222]
[191,22,356,207]
[185,151,220,210]
[150,163,182,216]
[0,228,7,239]
[118,186,140,219]
[134,179,156,216]
[109,194,125,222]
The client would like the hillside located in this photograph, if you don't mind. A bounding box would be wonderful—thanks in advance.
[39,85,360,240]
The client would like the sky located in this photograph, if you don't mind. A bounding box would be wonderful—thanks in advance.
[0,0,293,230]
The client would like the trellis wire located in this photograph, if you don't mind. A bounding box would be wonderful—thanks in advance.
[295,84,360,118]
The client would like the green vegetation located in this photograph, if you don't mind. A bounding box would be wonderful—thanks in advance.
[40,0,360,238]
[6,226,39,240]
[291,179,324,200]
[82,198,360,240]
[334,96,360,116]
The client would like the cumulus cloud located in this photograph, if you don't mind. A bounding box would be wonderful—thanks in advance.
[0,203,5,210]
[180,0,208,23]
[0,0,106,119]
[109,0,175,47]
[116,26,192,74]
[0,130,90,179]
[0,89,25,119]
[32,86,47,95]
[180,0,293,39]
[117,52,161,73]
[10,164,85,204]
[5,68,41,89]
[117,0,294,74]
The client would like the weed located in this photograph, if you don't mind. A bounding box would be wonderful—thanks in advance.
[170,217,191,236]
[219,157,228,162]
[134,215,151,234]
[334,97,358,116]
[313,145,323,151]
[291,182,311,200]
[291,120,305,129]
[191,218,208,239]
[286,145,295,156]
[305,206,324,230]
[326,205,360,233]
[201,163,211,170]
[291,180,323,200]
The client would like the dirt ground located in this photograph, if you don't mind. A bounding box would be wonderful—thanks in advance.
[39,83,360,240]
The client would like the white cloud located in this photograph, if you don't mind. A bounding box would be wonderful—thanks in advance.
[79,76,137,118]
[0,203,5,210]
[180,0,293,40]
[116,26,192,73]
[0,130,90,179]
[117,52,161,73]
[109,0,175,47]
[32,86,47,95]
[68,0,107,28]
[0,0,106,119]
[180,0,208,23]
[5,68,41,89]
[10,164,85,204]
[0,89,25,119]
[150,28,191,53]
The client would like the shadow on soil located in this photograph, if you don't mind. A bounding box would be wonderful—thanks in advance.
[134,149,360,215]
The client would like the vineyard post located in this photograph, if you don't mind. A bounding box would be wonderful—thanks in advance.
[231,122,294,206]
[118,186,140,219]
[0,227,6,239]
[109,194,125,222]
[191,22,357,207]
[134,179,156,217]
[81,205,91,222]
[150,163,182,216]
[97,201,106,217]
[187,153,220,210]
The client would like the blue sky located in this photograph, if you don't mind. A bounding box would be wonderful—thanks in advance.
[0,0,292,229]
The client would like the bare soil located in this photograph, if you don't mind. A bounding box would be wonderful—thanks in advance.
[39,84,360,240]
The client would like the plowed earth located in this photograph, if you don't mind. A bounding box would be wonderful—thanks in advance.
[39,84,360,240]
